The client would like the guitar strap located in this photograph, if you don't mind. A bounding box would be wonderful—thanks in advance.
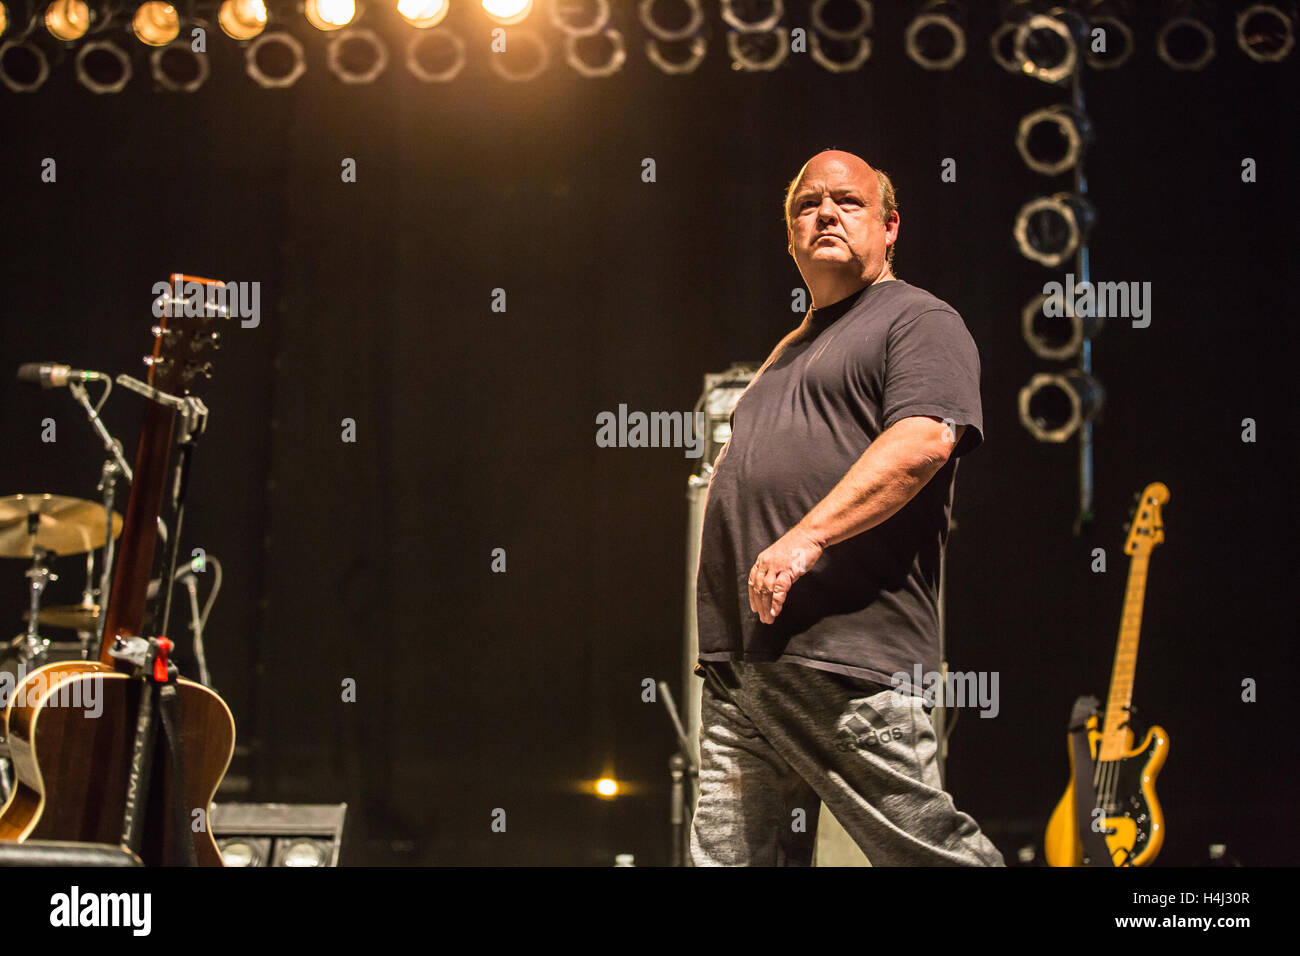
[1069,694,1115,867]
[157,675,198,867]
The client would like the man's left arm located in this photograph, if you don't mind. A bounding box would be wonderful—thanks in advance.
[748,416,963,624]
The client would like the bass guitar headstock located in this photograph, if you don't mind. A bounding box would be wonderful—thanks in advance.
[1123,482,1169,557]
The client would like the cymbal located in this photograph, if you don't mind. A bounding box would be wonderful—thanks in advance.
[0,494,123,559]
[21,603,100,631]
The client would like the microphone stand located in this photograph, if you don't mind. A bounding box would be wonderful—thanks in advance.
[657,680,698,866]
[68,380,132,660]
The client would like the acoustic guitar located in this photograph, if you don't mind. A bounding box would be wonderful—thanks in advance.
[1044,482,1170,867]
[0,275,236,865]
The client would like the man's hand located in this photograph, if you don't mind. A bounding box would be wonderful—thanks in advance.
[748,528,824,625]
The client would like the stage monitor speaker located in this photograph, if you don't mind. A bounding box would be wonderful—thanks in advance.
[0,840,141,867]
[209,802,347,867]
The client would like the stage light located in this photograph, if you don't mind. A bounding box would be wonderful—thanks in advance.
[640,0,702,41]
[1015,10,1088,83]
[904,0,966,71]
[595,777,619,798]
[1236,3,1294,62]
[0,39,51,91]
[398,0,448,29]
[1156,4,1215,70]
[810,29,870,71]
[152,39,209,90]
[75,39,131,92]
[646,34,706,72]
[489,26,547,78]
[553,0,608,35]
[721,0,782,32]
[327,28,387,83]
[1016,105,1092,176]
[0,3,8,38]
[566,27,626,77]
[989,4,1029,73]
[45,0,91,41]
[727,26,789,71]
[482,0,531,26]
[406,26,465,81]
[133,2,179,46]
[1013,192,1094,268]
[218,839,269,866]
[218,0,267,40]
[810,0,871,40]
[1018,371,1104,443]
[1021,292,1103,361]
[275,839,330,866]
[305,0,355,32]
[246,30,307,86]
[1084,0,1134,70]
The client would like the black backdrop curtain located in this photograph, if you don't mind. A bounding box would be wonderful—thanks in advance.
[1,3,1296,864]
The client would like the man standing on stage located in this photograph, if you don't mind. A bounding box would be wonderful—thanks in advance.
[691,149,1004,866]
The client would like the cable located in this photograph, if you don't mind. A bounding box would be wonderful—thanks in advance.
[174,555,222,686]
[92,376,112,415]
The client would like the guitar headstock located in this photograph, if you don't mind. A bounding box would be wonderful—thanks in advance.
[147,273,227,396]
[1123,482,1170,556]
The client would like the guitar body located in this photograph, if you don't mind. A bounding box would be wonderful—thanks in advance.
[1045,715,1168,867]
[0,661,234,865]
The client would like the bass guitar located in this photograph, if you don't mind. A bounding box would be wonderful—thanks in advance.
[1044,482,1170,867]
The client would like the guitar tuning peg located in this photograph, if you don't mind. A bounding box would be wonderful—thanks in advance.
[1122,522,1131,532]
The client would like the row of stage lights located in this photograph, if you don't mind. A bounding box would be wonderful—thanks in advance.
[1009,10,1101,453]
[1000,5,1113,527]
[1,0,1295,92]
[7,0,535,44]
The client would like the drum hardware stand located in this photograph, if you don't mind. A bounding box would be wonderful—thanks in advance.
[20,543,57,665]
[656,679,698,866]
[68,379,133,661]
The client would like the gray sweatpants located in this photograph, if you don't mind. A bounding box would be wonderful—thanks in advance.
[689,659,1005,867]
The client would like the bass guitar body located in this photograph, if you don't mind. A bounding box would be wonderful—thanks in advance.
[0,660,234,866]
[1044,714,1169,867]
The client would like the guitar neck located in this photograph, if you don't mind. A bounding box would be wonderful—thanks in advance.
[98,400,179,665]
[1099,551,1149,760]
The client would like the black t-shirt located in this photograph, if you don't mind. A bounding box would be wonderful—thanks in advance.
[695,279,983,694]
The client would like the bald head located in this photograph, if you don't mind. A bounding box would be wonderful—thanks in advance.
[785,151,874,218]
[784,150,897,246]
[782,149,901,305]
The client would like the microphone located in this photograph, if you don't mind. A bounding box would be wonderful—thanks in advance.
[17,363,106,388]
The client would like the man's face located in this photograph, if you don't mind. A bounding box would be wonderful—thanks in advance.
[785,153,897,283]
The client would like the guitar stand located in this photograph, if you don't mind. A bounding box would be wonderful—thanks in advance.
[110,634,198,866]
